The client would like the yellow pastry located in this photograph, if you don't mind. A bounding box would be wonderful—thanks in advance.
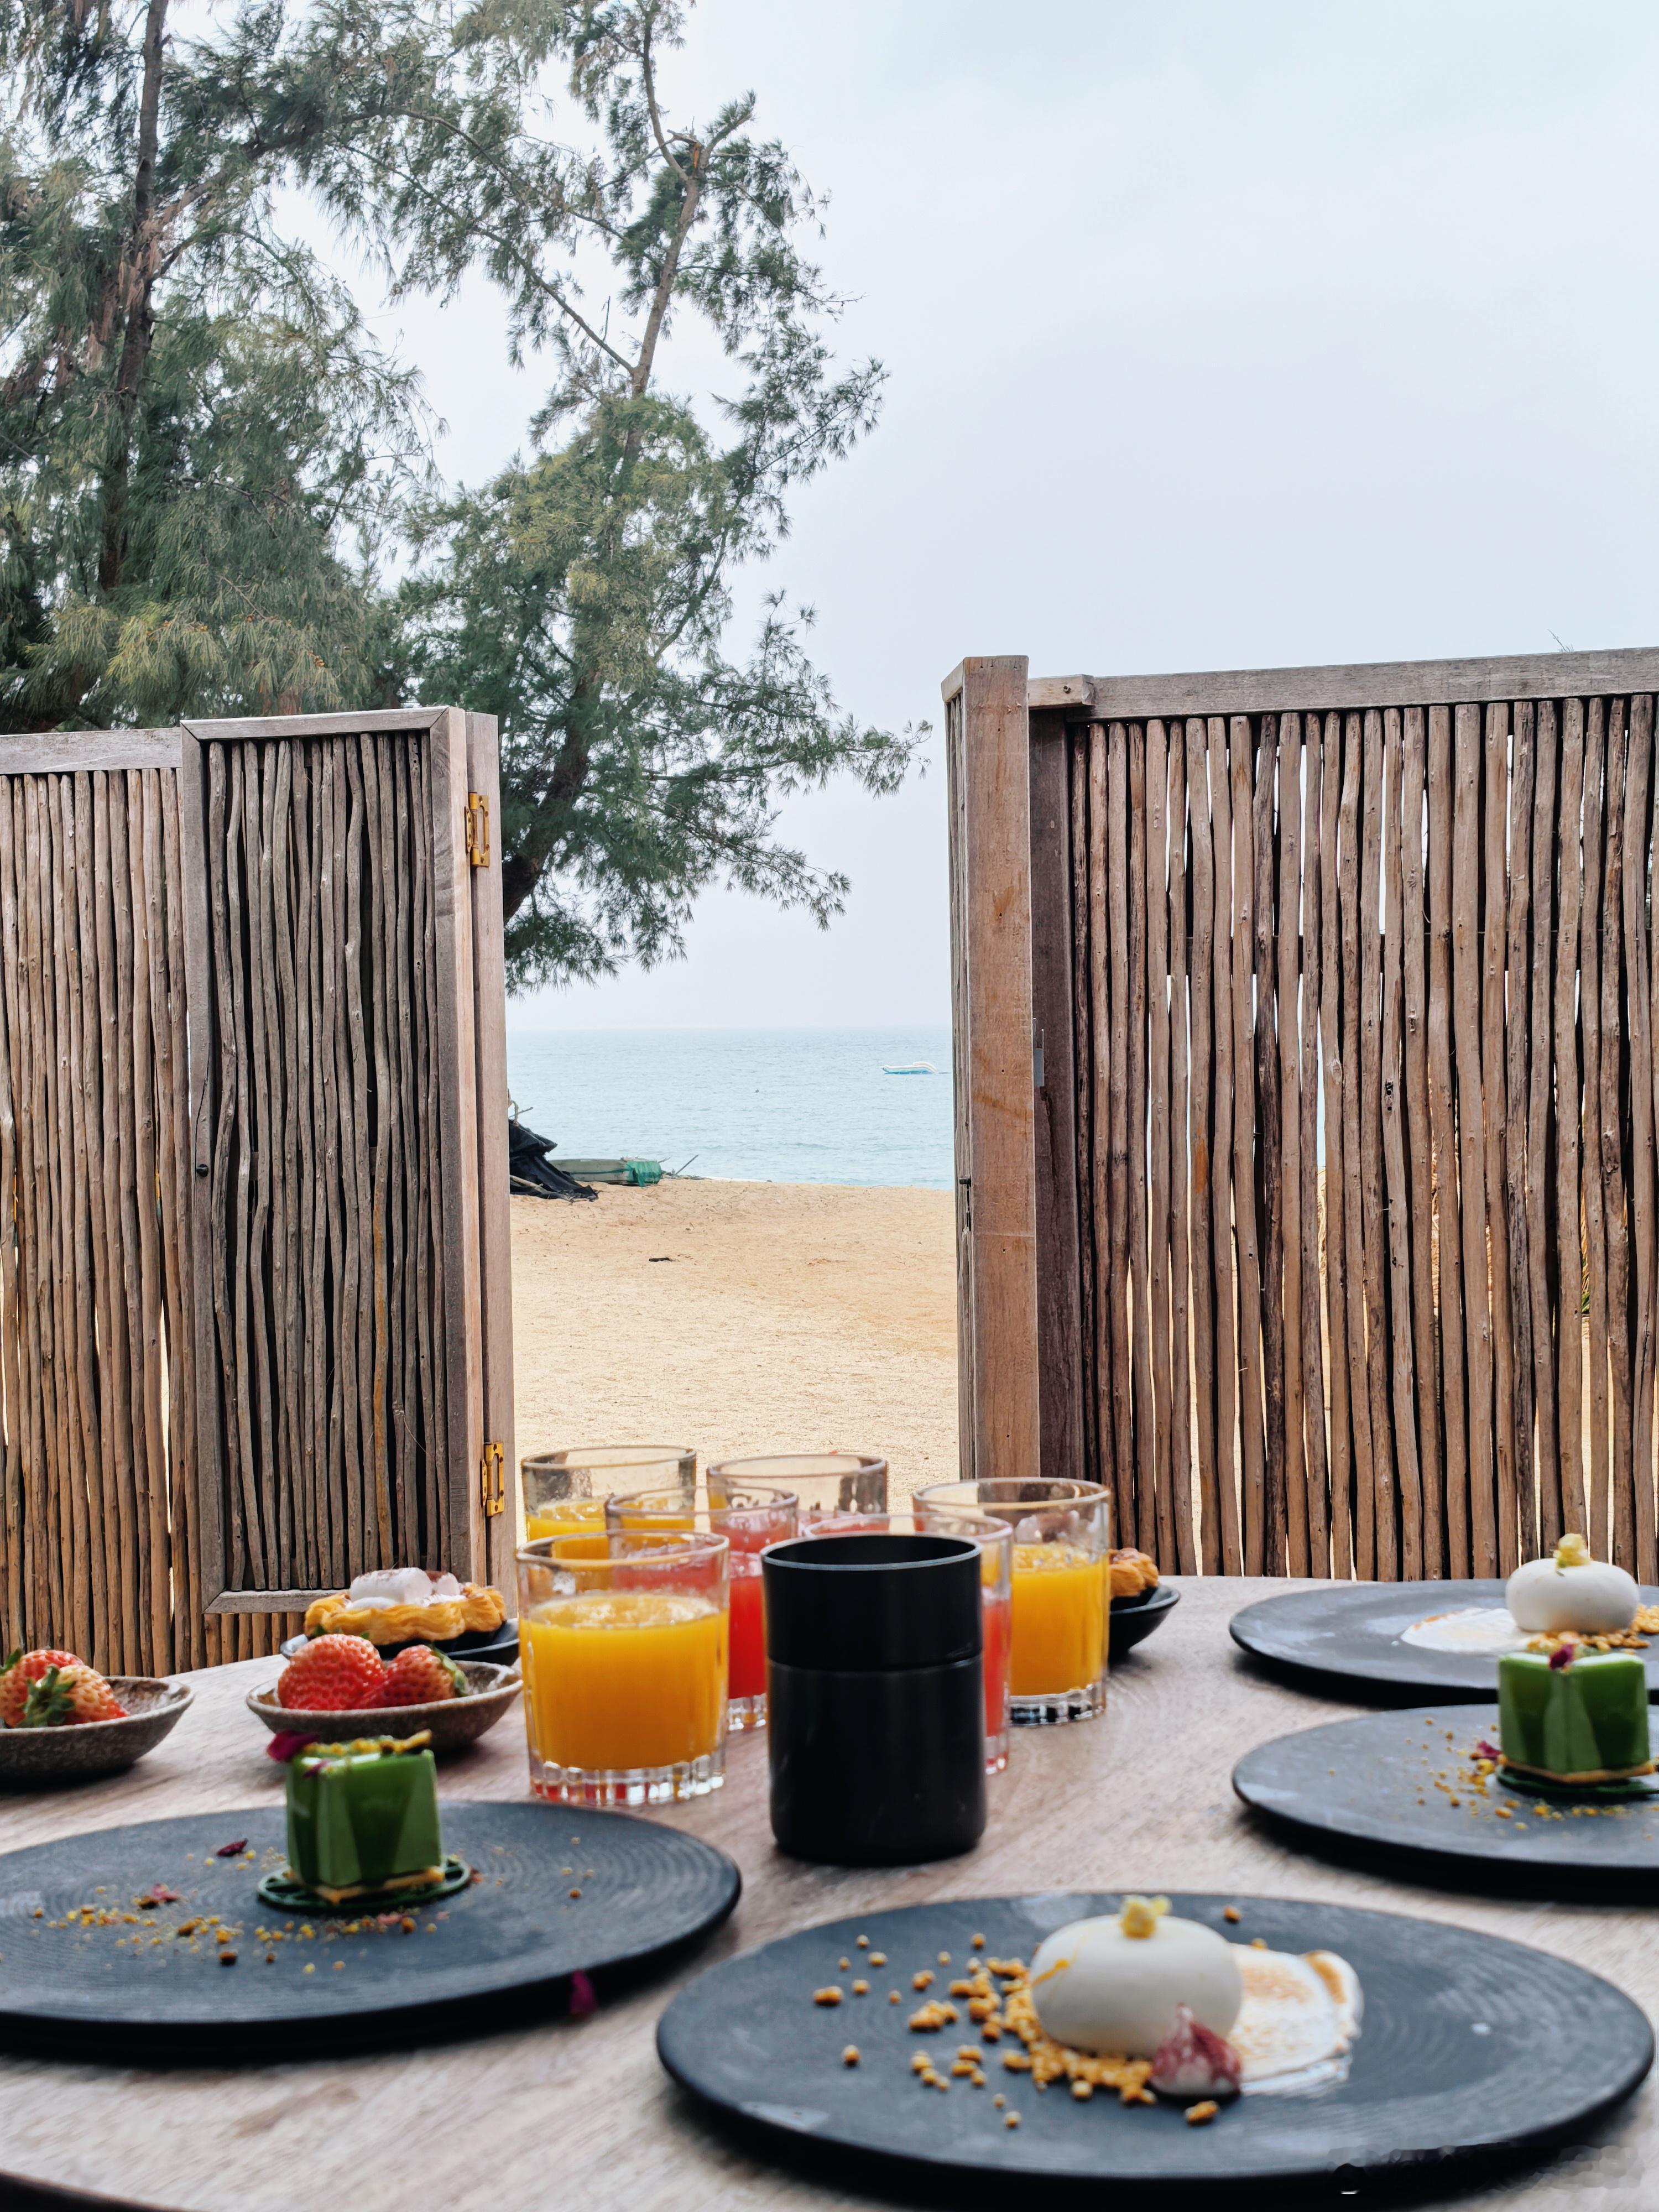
[304,1569,506,1646]
[1110,1548,1160,1599]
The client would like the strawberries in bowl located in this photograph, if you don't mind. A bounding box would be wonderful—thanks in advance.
[0,1650,191,1782]
[253,1643,518,1757]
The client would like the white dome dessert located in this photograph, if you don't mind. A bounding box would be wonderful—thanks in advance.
[1030,1896,1243,2058]
[1506,1535,1638,1636]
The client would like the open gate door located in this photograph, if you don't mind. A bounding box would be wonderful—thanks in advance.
[179,706,515,1632]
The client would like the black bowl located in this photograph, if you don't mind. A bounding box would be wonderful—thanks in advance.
[279,1619,520,1667]
[1109,1581,1179,1662]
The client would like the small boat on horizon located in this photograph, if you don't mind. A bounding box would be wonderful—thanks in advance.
[881,1060,938,1076]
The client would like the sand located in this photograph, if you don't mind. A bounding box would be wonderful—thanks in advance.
[510,1179,958,1501]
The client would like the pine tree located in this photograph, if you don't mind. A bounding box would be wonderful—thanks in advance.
[0,0,425,730]
[302,0,922,985]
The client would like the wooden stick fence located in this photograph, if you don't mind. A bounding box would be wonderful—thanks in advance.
[950,648,1659,1581]
[0,712,513,1674]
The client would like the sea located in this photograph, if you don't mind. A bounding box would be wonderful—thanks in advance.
[504,1026,954,1189]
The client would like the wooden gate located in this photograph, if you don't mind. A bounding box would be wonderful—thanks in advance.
[0,709,514,1672]
[947,647,1659,1584]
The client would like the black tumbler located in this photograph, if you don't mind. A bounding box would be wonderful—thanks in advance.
[763,1532,986,1865]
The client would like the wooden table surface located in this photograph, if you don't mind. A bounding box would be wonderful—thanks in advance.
[0,1578,1652,2211]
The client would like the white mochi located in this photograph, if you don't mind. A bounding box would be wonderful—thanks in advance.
[1029,1912,1243,2058]
[1506,1552,1638,1635]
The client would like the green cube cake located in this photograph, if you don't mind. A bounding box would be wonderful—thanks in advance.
[285,1735,445,1902]
[1498,1650,1652,1785]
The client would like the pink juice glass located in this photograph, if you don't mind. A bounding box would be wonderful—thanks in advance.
[707,1453,888,1536]
[606,1481,797,1729]
[909,1504,1014,1773]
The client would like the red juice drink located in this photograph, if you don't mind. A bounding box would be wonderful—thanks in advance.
[728,1562,767,1704]
[983,1589,1011,1771]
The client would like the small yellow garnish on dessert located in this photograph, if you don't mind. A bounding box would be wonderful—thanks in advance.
[1118,1895,1171,1939]
[841,2045,859,2066]
[813,1986,843,2006]
[1186,2099,1220,2125]
[1555,1533,1593,1569]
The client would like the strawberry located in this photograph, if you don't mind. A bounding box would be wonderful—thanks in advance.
[276,1634,387,1712]
[0,1649,82,1729]
[379,1645,466,1707]
[20,1662,127,1727]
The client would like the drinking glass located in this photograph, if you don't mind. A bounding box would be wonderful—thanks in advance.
[520,1446,693,1541]
[909,1504,1014,1771]
[606,1483,798,1729]
[916,1478,1110,1723]
[517,1530,729,1802]
[708,1453,887,1533]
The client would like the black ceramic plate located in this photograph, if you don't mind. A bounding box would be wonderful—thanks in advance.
[657,1892,1650,2200]
[1235,1704,1659,1898]
[1230,1580,1659,1703]
[278,1619,521,1666]
[0,1802,738,2062]
[1110,1583,1180,1662]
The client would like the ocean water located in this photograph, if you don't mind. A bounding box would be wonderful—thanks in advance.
[504,1026,954,1188]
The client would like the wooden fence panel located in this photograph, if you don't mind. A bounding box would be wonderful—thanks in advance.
[0,710,510,1668]
[980,647,1659,1576]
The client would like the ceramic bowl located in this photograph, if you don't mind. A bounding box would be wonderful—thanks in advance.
[0,1678,194,1786]
[246,1659,521,1757]
[1109,1580,1180,1662]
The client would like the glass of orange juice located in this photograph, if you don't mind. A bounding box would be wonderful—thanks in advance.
[605,1484,797,1730]
[517,1530,729,1803]
[916,1479,1110,1724]
[708,1453,887,1533]
[520,1447,693,1542]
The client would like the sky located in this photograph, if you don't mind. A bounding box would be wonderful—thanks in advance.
[379,1,1659,1031]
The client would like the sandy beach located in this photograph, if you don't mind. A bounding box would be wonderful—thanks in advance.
[511,1180,958,1499]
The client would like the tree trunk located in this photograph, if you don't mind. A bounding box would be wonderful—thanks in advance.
[96,0,170,597]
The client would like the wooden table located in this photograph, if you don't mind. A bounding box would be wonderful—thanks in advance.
[0,1579,1652,2211]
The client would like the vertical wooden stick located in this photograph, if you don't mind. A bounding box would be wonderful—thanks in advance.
[1504,702,1538,1566]
[1144,719,1175,1566]
[1380,708,1421,1578]
[1208,716,1242,1574]
[1186,720,1219,1567]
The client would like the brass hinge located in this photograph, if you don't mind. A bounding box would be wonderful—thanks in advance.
[479,1440,505,1517]
[465,791,491,868]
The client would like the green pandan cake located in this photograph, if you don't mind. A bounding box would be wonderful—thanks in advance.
[1498,1648,1652,1785]
[284,1730,446,1903]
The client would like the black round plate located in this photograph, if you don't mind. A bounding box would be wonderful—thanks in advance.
[1110,1583,1180,1662]
[0,1802,738,2062]
[1230,1580,1659,1703]
[278,1619,521,1666]
[658,1892,1650,2200]
[1235,1704,1659,1898]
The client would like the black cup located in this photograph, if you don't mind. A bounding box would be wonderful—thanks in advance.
[762,1533,987,1866]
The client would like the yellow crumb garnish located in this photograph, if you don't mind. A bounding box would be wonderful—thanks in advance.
[1186,2099,1220,2125]
[1118,1895,1170,1940]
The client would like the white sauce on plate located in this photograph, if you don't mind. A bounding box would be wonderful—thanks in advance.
[1398,1606,1530,1656]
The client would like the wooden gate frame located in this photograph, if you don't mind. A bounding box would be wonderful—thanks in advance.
[946,643,1659,1526]
[0,707,515,1657]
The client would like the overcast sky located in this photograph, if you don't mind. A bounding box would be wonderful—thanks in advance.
[389,1,1659,1030]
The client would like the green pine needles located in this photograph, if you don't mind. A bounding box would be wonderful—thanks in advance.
[0,0,919,986]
